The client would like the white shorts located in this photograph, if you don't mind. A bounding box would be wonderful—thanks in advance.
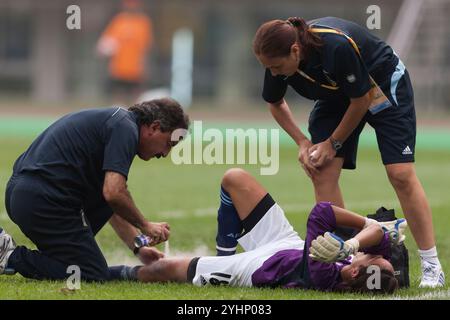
[191,203,304,287]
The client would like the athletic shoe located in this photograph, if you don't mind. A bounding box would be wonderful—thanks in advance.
[419,260,445,288]
[0,228,16,275]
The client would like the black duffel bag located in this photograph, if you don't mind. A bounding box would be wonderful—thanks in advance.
[367,207,410,288]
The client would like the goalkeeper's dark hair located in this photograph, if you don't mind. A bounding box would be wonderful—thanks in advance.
[128,98,190,132]
[339,266,399,294]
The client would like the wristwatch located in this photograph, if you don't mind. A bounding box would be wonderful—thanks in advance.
[329,137,343,151]
[133,246,142,256]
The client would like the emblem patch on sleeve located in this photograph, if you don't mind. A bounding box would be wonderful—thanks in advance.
[346,74,356,83]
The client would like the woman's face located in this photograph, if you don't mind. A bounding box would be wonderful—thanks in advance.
[340,252,394,283]
[257,44,300,77]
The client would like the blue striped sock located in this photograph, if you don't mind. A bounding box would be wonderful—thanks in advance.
[216,186,242,256]
[108,265,141,281]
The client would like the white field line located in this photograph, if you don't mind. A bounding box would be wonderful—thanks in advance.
[105,244,213,265]
[0,197,447,222]
[376,289,450,300]
[155,198,449,219]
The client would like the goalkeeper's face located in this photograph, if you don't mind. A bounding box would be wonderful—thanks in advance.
[340,253,394,282]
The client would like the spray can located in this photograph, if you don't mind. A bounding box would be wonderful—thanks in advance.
[134,234,151,248]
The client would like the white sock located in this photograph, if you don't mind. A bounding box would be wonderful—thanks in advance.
[418,246,441,267]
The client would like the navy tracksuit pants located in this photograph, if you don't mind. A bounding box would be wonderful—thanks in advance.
[5,173,114,281]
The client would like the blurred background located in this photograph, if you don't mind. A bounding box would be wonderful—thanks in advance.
[1,0,450,298]
[0,0,449,115]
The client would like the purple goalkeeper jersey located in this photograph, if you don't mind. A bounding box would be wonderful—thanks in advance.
[251,202,392,290]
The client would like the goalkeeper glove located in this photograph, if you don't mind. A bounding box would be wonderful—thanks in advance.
[309,232,360,263]
[379,218,407,245]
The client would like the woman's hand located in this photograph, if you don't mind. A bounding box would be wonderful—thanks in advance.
[298,139,319,178]
[308,139,337,168]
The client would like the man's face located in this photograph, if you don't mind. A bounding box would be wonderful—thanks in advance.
[340,252,394,283]
[137,122,177,161]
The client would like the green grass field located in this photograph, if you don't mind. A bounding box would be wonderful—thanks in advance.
[0,121,449,300]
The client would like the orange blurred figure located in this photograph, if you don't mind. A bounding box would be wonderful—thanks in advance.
[97,0,153,104]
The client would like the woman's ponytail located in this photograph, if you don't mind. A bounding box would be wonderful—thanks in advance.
[253,17,322,59]
[287,17,323,56]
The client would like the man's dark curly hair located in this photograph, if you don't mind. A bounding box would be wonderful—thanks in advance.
[128,98,190,132]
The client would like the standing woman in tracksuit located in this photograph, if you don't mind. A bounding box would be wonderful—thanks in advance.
[252,16,444,288]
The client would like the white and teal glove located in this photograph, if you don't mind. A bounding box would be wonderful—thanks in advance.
[309,232,360,263]
[379,218,408,245]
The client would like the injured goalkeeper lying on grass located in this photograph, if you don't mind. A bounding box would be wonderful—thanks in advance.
[125,168,407,294]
